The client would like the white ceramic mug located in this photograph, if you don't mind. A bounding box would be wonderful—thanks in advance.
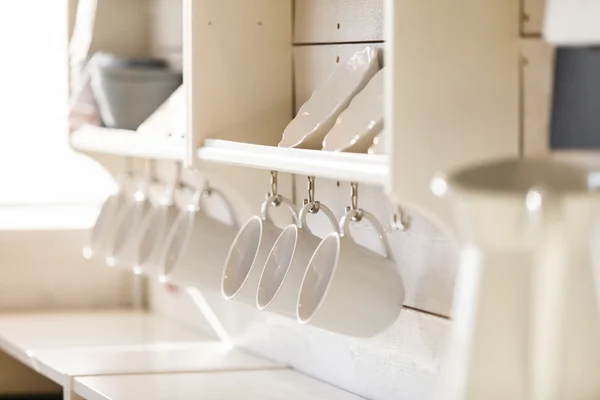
[297,209,405,337]
[83,173,132,260]
[158,187,238,293]
[221,195,297,305]
[105,177,153,268]
[132,182,181,277]
[257,201,339,318]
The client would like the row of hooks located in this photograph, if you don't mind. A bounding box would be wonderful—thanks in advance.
[268,170,409,231]
[122,158,410,232]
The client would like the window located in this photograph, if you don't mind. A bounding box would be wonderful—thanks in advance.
[0,1,112,229]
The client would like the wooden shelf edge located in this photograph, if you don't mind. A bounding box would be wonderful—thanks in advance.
[70,126,186,161]
[198,139,388,185]
[70,128,388,185]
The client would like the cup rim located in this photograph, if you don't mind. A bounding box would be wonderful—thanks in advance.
[296,231,341,324]
[221,215,263,300]
[256,224,299,310]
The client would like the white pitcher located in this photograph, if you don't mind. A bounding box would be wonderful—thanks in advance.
[435,158,600,400]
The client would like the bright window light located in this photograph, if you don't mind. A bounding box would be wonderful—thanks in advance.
[0,1,112,223]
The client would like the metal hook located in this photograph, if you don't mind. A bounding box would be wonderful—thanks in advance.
[266,171,282,206]
[345,182,363,221]
[391,207,410,231]
[303,176,320,214]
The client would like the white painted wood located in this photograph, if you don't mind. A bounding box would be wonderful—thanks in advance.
[71,125,185,160]
[293,44,384,113]
[184,0,293,167]
[521,39,555,156]
[148,0,182,52]
[70,129,385,184]
[81,0,149,57]
[544,0,600,45]
[148,0,183,70]
[386,0,520,239]
[0,311,202,367]
[75,369,367,400]
[32,343,279,387]
[294,0,384,43]
[199,139,387,185]
[152,284,451,400]
[522,0,546,35]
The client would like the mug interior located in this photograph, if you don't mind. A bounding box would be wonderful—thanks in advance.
[162,210,194,276]
[257,225,298,309]
[297,232,340,323]
[222,216,262,299]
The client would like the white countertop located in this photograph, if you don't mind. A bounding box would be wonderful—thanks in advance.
[0,310,205,366]
[33,342,280,386]
[75,369,366,400]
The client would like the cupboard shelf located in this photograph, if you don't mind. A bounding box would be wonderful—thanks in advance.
[70,126,186,161]
[70,127,388,185]
[198,139,388,185]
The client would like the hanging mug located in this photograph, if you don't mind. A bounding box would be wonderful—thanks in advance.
[222,195,297,305]
[132,180,181,277]
[83,172,133,260]
[257,201,340,318]
[158,186,238,293]
[297,209,405,337]
[105,175,153,268]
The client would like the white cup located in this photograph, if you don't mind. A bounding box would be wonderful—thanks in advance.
[83,173,132,260]
[132,183,181,277]
[257,201,339,318]
[297,209,405,337]
[105,178,153,268]
[158,187,238,293]
[222,195,297,305]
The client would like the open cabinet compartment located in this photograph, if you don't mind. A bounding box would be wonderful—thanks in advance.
[184,0,294,166]
[184,0,389,186]
[69,0,186,161]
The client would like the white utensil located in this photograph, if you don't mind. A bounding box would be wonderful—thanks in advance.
[278,46,380,149]
[323,68,385,153]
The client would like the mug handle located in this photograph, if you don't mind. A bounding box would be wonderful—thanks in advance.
[190,186,241,229]
[339,209,395,262]
[261,195,298,225]
[298,202,340,235]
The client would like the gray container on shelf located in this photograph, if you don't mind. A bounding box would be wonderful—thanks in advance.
[90,56,182,130]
